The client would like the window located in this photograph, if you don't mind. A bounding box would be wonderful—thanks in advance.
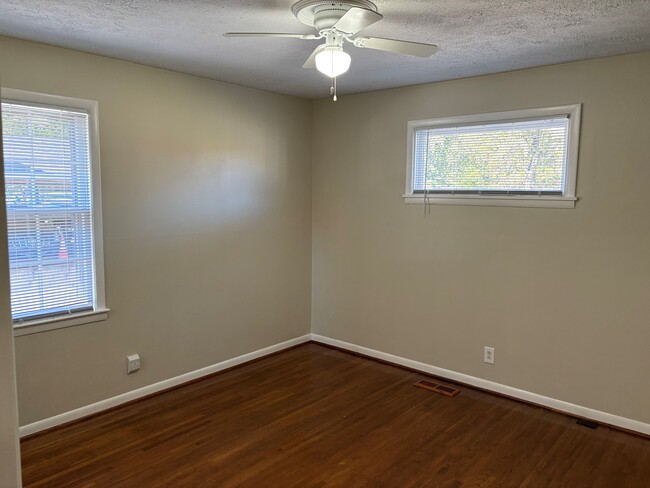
[405,105,581,208]
[1,89,107,335]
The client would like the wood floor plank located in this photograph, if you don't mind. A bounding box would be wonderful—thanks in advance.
[21,343,650,487]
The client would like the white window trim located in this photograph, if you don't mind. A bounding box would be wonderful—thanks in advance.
[404,105,582,209]
[1,88,109,336]
[12,309,110,337]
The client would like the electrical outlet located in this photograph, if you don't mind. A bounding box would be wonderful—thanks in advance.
[127,354,141,374]
[483,346,495,365]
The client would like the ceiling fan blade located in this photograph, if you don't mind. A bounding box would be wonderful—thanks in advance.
[303,45,325,69]
[333,7,383,35]
[354,37,438,57]
[224,32,318,39]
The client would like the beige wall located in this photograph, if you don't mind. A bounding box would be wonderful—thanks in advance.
[312,52,650,424]
[1,33,649,432]
[0,89,22,487]
[0,36,313,425]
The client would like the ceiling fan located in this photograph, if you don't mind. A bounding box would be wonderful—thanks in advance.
[224,0,438,99]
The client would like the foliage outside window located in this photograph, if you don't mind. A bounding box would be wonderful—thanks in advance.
[405,106,581,208]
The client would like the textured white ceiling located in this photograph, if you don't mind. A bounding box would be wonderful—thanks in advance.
[0,1,649,99]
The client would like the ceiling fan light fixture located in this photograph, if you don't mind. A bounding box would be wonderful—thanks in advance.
[315,46,351,78]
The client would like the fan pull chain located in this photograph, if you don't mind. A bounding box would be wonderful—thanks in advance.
[330,76,338,102]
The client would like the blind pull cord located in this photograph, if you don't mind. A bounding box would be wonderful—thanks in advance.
[423,130,431,216]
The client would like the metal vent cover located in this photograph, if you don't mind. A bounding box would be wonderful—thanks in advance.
[414,379,461,397]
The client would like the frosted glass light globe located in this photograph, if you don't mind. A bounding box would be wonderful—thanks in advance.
[315,47,351,78]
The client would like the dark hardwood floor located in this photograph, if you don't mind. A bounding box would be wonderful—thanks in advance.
[21,343,650,487]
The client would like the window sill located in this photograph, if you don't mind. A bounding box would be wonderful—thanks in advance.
[403,194,577,209]
[13,308,110,337]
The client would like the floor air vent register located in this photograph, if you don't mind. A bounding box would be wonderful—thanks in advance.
[414,379,461,397]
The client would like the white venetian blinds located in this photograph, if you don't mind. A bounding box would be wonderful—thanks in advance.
[413,117,570,194]
[2,101,95,321]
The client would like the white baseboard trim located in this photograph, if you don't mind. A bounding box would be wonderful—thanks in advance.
[19,334,312,438]
[311,334,650,437]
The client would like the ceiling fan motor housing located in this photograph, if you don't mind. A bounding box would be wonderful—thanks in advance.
[292,0,379,31]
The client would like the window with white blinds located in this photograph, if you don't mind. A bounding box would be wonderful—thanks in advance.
[2,91,106,329]
[405,105,581,208]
